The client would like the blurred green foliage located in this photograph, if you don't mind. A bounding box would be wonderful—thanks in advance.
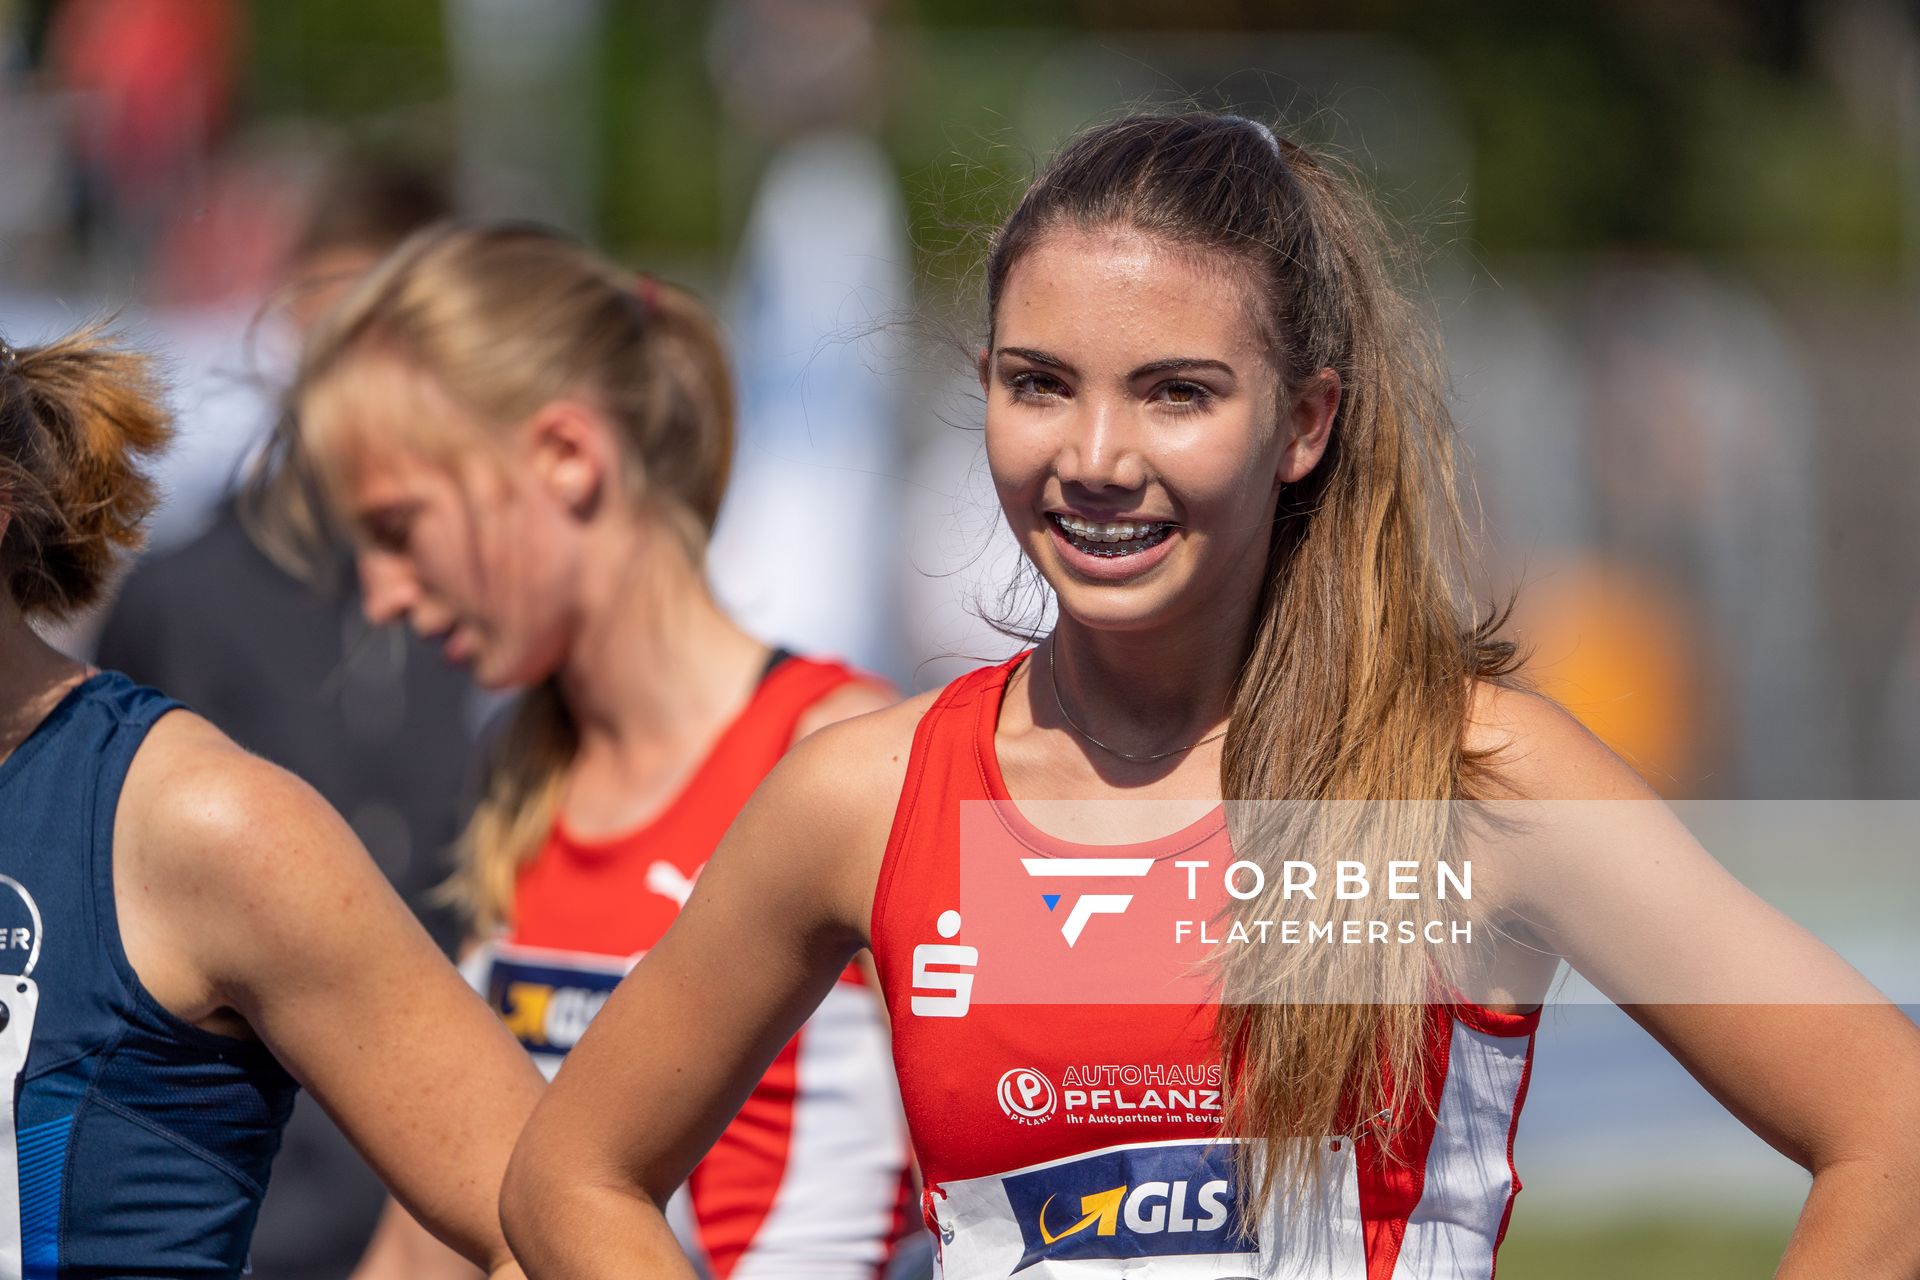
[250,0,448,121]
[228,1,1908,270]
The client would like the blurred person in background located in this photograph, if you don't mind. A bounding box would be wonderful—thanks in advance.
[94,154,477,1280]
[46,0,244,271]
[265,223,914,1280]
[704,0,911,682]
[0,321,541,1279]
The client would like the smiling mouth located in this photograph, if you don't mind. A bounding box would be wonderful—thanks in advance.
[1048,512,1175,558]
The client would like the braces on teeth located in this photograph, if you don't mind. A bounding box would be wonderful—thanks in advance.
[1052,514,1172,555]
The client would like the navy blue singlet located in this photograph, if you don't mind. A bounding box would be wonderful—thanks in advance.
[0,672,298,1278]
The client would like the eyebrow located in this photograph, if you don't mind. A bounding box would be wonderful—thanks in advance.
[995,346,1077,374]
[1131,356,1236,378]
[995,347,1236,381]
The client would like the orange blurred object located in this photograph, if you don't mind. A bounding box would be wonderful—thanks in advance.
[1512,557,1709,797]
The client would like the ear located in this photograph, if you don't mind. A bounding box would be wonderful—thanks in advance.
[1277,368,1340,485]
[977,347,992,393]
[521,400,615,518]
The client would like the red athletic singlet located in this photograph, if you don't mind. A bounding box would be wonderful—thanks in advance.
[470,655,914,1279]
[868,656,1539,1279]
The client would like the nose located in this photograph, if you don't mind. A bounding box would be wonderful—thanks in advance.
[1054,395,1148,494]
[356,550,419,628]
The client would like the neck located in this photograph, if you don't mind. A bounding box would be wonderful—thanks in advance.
[556,518,766,769]
[0,599,90,765]
[1039,569,1266,761]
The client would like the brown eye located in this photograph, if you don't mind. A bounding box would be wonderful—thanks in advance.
[1009,371,1067,400]
[1158,380,1210,410]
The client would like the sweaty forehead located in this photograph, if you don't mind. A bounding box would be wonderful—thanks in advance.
[994,226,1270,369]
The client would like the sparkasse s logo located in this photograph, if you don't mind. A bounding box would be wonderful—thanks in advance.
[1021,856,1153,946]
[997,1067,1058,1123]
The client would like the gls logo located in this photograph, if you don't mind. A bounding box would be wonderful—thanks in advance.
[1022,857,1153,946]
[1000,1141,1253,1272]
[485,949,629,1056]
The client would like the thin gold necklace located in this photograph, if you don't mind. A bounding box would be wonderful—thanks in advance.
[1045,640,1227,764]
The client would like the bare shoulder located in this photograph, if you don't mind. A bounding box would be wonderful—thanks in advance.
[760,686,941,839]
[118,709,353,889]
[114,710,400,1020]
[721,687,941,936]
[792,675,900,742]
[1464,680,1656,801]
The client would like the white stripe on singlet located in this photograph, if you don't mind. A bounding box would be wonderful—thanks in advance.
[729,982,911,1279]
[1390,1021,1533,1279]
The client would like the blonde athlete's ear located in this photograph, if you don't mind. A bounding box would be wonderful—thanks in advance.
[521,399,619,519]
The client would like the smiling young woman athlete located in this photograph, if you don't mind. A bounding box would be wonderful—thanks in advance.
[0,327,542,1278]
[270,223,915,1279]
[496,114,1920,1278]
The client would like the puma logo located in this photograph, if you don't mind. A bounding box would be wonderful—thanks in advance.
[644,861,699,907]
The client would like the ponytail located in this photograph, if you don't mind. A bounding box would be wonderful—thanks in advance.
[0,325,172,620]
[448,678,577,933]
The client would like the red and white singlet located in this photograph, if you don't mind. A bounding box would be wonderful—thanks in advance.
[868,656,1539,1279]
[468,654,915,1279]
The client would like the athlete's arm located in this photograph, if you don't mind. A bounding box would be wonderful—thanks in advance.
[498,699,917,1276]
[348,934,507,1280]
[1473,687,1920,1278]
[115,713,544,1279]
[351,1196,483,1280]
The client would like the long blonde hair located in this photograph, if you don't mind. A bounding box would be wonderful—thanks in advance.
[0,324,172,620]
[985,114,1518,1199]
[256,223,735,931]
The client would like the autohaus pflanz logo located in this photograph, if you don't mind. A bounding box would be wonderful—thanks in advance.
[1000,1140,1253,1272]
[997,1067,1058,1123]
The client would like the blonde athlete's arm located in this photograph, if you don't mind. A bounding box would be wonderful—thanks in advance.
[115,711,545,1280]
[1466,686,1920,1279]
[499,695,924,1276]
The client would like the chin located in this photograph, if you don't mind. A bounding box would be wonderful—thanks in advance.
[1027,545,1182,633]
[1042,572,1186,634]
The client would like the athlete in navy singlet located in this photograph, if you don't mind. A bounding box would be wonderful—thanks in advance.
[0,324,543,1279]
[1,675,296,1275]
